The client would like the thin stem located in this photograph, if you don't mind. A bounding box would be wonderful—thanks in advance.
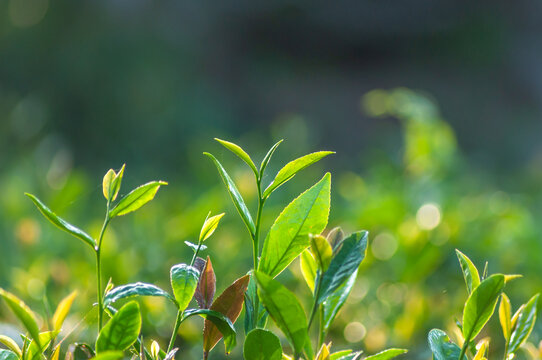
[167,310,183,353]
[459,338,469,360]
[190,242,203,266]
[503,342,509,360]
[96,201,111,332]
[317,305,325,349]
[308,274,321,331]
[251,178,266,328]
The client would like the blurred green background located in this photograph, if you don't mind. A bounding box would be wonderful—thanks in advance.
[1,1,542,359]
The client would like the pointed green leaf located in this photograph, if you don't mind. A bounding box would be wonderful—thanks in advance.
[204,152,256,235]
[428,329,461,360]
[300,250,317,292]
[0,350,18,360]
[259,173,331,278]
[203,275,250,354]
[26,331,57,360]
[182,309,237,355]
[243,329,282,360]
[310,234,332,271]
[462,274,506,342]
[254,271,308,358]
[260,140,283,177]
[200,213,225,242]
[334,352,362,360]
[263,151,334,198]
[316,231,367,304]
[322,270,357,332]
[329,350,352,360]
[25,193,96,249]
[96,301,141,353]
[109,181,167,218]
[170,264,199,312]
[194,257,216,309]
[499,293,512,341]
[52,291,77,332]
[0,336,22,358]
[104,282,175,306]
[103,165,125,202]
[0,289,41,348]
[364,349,407,360]
[508,293,539,355]
[455,249,480,294]
[91,351,124,360]
[215,138,258,177]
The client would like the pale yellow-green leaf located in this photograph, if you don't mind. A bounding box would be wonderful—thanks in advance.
[499,293,512,341]
[300,250,317,292]
[310,234,332,271]
[0,336,22,358]
[199,213,225,242]
[52,291,77,332]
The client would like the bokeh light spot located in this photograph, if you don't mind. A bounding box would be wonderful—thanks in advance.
[416,203,441,230]
[344,322,366,343]
[371,232,398,260]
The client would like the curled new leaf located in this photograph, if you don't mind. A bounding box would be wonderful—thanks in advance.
[499,293,512,341]
[215,138,258,177]
[259,140,283,176]
[310,234,332,271]
[263,151,334,198]
[300,250,317,292]
[254,271,308,358]
[456,249,480,294]
[204,152,256,235]
[25,193,96,249]
[0,288,41,348]
[96,301,141,353]
[243,329,282,360]
[52,290,78,332]
[203,275,250,354]
[104,282,175,306]
[102,165,125,202]
[259,173,331,278]
[170,264,199,312]
[109,181,167,218]
[200,213,225,242]
[194,257,216,309]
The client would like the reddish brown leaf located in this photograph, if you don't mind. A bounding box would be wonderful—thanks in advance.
[194,256,216,309]
[203,274,250,354]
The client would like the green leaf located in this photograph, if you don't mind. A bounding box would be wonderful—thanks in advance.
[243,329,282,360]
[203,275,250,354]
[499,293,512,341]
[0,336,22,358]
[316,231,368,304]
[254,271,308,358]
[0,350,19,360]
[455,249,481,294]
[170,264,199,312]
[462,274,506,342]
[322,270,357,332]
[300,250,317,292]
[428,329,461,360]
[52,290,78,332]
[102,165,125,202]
[329,350,352,360]
[263,151,334,198]
[215,138,258,177]
[109,181,167,218]
[507,293,539,355]
[259,173,331,278]
[184,241,207,252]
[25,193,96,249]
[204,152,256,235]
[104,282,174,306]
[182,309,237,356]
[334,352,362,360]
[96,301,141,353]
[91,351,124,360]
[310,234,333,271]
[66,343,94,360]
[200,213,225,242]
[364,349,407,360]
[0,289,41,348]
[259,140,283,177]
[26,331,57,360]
[194,257,216,309]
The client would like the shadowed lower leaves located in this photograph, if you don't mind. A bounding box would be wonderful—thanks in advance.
[428,329,461,360]
[243,329,282,360]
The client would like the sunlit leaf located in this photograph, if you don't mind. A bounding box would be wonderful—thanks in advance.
[254,271,308,358]
[203,275,249,354]
[316,231,367,304]
[315,343,330,360]
[102,165,124,202]
[194,256,216,309]
[259,173,331,278]
[243,329,282,360]
[204,152,256,235]
[499,293,512,341]
[199,213,225,242]
[263,151,334,198]
[462,274,505,342]
[0,289,41,348]
[0,336,21,358]
[259,140,283,177]
[26,331,57,360]
[507,293,539,355]
[109,181,167,218]
[334,352,362,360]
[170,264,199,312]
[329,350,352,360]
[91,351,124,360]
[182,309,237,358]
[428,329,461,360]
[473,339,488,360]
[310,234,332,271]
[50,345,60,360]
[322,270,357,332]
[52,291,77,332]
[215,138,258,177]
[455,249,480,294]
[300,250,317,292]
[96,301,141,353]
[104,282,174,305]
[25,193,96,249]
[363,349,407,360]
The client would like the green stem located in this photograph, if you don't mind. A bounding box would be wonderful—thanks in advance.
[167,310,183,353]
[459,337,469,360]
[190,242,203,266]
[317,305,325,349]
[308,274,322,330]
[96,202,111,332]
[503,341,509,360]
[251,179,266,328]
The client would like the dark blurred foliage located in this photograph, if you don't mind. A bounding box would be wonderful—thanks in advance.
[1,1,542,359]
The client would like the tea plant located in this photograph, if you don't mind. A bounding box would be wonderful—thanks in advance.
[206,139,407,360]
[428,250,539,360]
